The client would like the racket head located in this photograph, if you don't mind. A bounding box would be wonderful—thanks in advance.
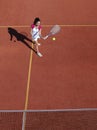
[50,25,61,35]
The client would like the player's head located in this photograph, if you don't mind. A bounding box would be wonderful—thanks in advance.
[33,17,41,26]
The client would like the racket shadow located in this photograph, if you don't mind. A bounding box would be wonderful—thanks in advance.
[8,27,37,54]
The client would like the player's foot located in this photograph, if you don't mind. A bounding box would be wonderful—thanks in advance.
[37,52,43,57]
[37,43,41,46]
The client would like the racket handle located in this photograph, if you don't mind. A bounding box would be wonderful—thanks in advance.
[43,35,49,40]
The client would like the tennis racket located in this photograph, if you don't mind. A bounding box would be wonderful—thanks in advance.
[44,25,61,39]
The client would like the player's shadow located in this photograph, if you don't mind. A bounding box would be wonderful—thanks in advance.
[8,27,37,54]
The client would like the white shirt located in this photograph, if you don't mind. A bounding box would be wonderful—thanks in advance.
[31,25,41,41]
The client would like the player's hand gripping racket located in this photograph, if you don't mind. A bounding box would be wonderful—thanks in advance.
[44,25,61,40]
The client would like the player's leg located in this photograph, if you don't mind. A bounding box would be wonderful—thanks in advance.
[34,40,43,57]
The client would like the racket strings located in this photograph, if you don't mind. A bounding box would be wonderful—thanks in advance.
[50,25,61,35]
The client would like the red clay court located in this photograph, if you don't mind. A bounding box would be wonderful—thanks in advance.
[0,0,97,129]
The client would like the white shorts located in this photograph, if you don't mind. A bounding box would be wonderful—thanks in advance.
[32,35,40,41]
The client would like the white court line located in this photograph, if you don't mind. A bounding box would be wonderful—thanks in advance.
[0,108,97,113]
[22,42,34,130]
[1,24,97,28]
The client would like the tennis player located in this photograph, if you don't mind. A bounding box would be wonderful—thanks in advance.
[31,17,47,57]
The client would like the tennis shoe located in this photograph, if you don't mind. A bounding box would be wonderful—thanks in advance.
[37,52,43,57]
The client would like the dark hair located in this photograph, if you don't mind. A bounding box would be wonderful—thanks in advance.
[33,17,41,25]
